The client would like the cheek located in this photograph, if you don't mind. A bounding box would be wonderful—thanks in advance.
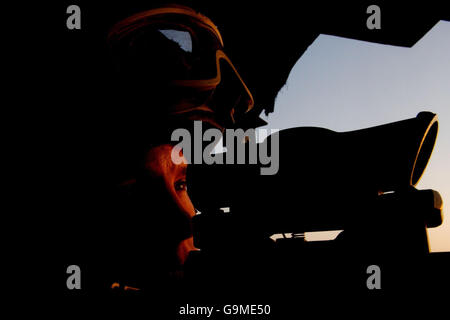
[178,191,196,218]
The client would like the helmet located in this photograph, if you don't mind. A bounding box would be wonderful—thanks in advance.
[107,5,254,130]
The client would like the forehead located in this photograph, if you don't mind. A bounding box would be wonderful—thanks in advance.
[143,144,187,177]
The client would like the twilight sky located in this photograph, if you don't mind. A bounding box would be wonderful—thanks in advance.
[260,20,450,252]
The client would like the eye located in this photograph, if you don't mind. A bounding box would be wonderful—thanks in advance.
[174,179,188,192]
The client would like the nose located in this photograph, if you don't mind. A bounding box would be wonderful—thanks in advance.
[140,179,194,244]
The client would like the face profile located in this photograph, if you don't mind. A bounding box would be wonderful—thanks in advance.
[139,144,197,267]
[111,144,197,281]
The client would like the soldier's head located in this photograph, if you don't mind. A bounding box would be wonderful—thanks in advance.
[104,4,254,278]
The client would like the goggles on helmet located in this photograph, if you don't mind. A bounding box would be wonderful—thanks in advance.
[107,5,255,129]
